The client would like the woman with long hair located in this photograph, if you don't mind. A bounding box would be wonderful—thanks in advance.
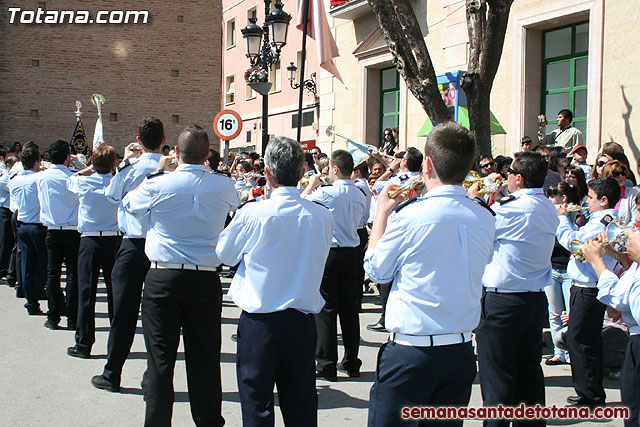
[601,160,634,210]
[591,152,613,179]
[381,128,396,156]
[549,146,569,178]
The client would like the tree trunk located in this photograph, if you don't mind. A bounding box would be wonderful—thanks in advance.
[367,0,452,125]
[462,0,514,155]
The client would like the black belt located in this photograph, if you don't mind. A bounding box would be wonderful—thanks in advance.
[485,288,544,294]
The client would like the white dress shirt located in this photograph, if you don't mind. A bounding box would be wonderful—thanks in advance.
[556,209,618,286]
[67,174,119,233]
[124,164,237,266]
[9,170,41,223]
[354,178,372,229]
[37,164,78,227]
[216,186,333,314]
[305,179,366,248]
[364,185,495,335]
[483,188,559,292]
[597,263,640,335]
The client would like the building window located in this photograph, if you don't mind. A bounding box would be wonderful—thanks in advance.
[245,81,256,100]
[172,115,180,124]
[247,7,257,24]
[110,113,117,121]
[380,67,400,144]
[246,130,252,143]
[292,111,314,128]
[31,109,39,118]
[32,60,39,67]
[171,69,180,77]
[225,75,235,104]
[269,61,281,93]
[226,18,236,48]
[177,15,184,22]
[542,21,589,139]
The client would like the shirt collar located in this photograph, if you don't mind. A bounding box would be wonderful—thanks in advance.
[271,186,300,198]
[49,164,69,171]
[420,184,466,198]
[139,152,163,160]
[589,208,618,220]
[175,164,207,173]
[334,178,355,186]
[511,188,545,197]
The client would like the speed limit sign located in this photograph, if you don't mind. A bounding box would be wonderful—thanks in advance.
[213,109,243,140]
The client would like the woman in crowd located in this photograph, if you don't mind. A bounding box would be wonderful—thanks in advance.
[591,152,613,179]
[602,160,636,211]
[381,128,397,156]
[474,153,497,177]
[549,146,569,178]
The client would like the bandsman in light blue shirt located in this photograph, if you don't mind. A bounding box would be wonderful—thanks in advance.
[302,149,367,380]
[216,136,333,425]
[66,144,122,359]
[0,152,14,280]
[8,146,46,315]
[36,140,81,331]
[124,125,236,427]
[366,122,494,426]
[471,151,558,421]
[553,177,622,407]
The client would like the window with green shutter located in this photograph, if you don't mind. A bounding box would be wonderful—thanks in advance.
[380,67,400,147]
[542,22,589,139]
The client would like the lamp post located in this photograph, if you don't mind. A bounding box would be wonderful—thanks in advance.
[287,62,318,143]
[241,1,291,154]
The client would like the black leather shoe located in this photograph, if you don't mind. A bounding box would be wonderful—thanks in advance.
[231,334,238,342]
[67,346,90,359]
[44,319,59,330]
[27,306,44,315]
[367,322,386,332]
[566,395,580,405]
[91,375,120,392]
[315,370,337,382]
[224,271,235,279]
[337,362,360,378]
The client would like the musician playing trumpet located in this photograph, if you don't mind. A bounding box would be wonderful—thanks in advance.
[554,176,620,407]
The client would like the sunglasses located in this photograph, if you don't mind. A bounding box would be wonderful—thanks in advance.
[612,170,627,178]
[480,162,495,169]
[597,161,608,167]
[507,167,520,175]
[566,174,577,179]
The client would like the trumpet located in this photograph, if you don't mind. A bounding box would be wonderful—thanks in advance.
[565,204,589,212]
[463,170,504,194]
[388,176,426,199]
[238,185,271,204]
[325,126,396,161]
[168,149,178,166]
[570,220,636,263]
[70,155,88,170]
[299,174,329,189]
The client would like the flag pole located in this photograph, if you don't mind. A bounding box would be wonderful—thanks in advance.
[296,0,310,144]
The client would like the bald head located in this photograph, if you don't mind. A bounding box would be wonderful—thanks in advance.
[178,125,209,164]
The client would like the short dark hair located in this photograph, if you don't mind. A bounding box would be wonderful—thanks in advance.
[404,147,423,172]
[138,117,164,150]
[303,152,314,168]
[20,147,40,170]
[354,161,369,179]
[49,140,70,164]
[330,149,354,176]
[547,181,578,205]
[512,151,548,188]
[588,177,621,209]
[521,136,532,145]
[558,109,573,123]
[91,144,116,174]
[238,161,253,173]
[208,149,220,170]
[424,121,476,184]
[177,125,209,164]
[264,136,304,186]
[248,152,260,162]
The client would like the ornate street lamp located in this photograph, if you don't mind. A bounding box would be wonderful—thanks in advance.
[287,62,318,143]
[241,1,291,154]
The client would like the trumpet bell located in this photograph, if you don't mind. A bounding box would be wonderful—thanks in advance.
[605,220,634,254]
[569,239,587,263]
[388,177,426,199]
[325,126,335,137]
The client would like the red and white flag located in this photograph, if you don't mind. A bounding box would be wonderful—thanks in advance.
[296,0,343,83]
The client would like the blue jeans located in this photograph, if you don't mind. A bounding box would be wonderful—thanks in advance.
[545,267,571,361]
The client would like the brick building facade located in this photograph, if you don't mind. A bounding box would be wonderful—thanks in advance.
[0,0,222,154]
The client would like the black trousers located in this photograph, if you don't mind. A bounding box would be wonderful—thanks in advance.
[621,335,640,427]
[102,237,150,382]
[142,268,224,427]
[476,291,547,427]
[316,246,361,374]
[0,206,14,277]
[377,282,392,326]
[45,229,80,324]
[7,210,20,287]
[17,222,47,310]
[75,235,120,352]
[368,341,476,427]
[237,309,317,427]
[356,227,368,304]
[566,286,606,406]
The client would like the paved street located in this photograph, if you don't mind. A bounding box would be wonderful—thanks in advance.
[0,275,624,426]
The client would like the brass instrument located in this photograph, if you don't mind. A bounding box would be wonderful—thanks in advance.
[388,176,426,199]
[299,174,329,190]
[70,154,88,170]
[40,161,52,171]
[570,220,636,263]
[168,149,178,166]
[325,126,396,161]
[463,170,504,194]
[239,185,271,204]
[565,204,589,212]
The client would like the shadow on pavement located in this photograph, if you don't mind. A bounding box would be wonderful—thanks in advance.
[317,385,369,409]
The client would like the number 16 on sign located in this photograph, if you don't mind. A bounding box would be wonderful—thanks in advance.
[213,109,243,164]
